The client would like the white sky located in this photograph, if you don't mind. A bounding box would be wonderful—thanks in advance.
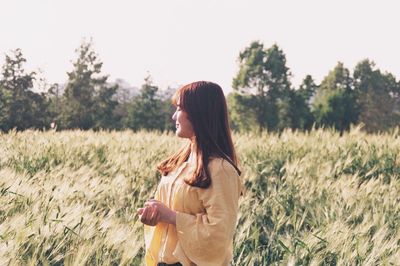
[1,0,399,94]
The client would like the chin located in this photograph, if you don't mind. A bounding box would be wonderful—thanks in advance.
[176,132,186,138]
[175,129,183,137]
[176,130,190,139]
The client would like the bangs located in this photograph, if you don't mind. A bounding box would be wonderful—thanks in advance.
[171,89,180,106]
[171,84,190,110]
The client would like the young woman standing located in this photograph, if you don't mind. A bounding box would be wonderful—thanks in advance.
[138,81,242,266]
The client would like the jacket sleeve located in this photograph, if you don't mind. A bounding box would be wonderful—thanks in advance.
[175,159,241,265]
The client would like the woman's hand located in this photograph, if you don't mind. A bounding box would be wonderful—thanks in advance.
[137,199,176,226]
[137,204,161,226]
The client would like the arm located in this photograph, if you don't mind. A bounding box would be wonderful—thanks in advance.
[175,160,241,265]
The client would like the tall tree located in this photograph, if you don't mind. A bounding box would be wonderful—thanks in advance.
[45,83,62,126]
[226,93,258,132]
[0,84,8,129]
[124,75,165,131]
[0,49,48,131]
[290,75,318,130]
[60,40,118,129]
[92,83,119,130]
[298,75,317,107]
[312,62,359,132]
[232,41,292,132]
[353,59,400,132]
[287,89,314,130]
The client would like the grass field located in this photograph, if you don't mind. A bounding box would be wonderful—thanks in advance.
[0,128,399,265]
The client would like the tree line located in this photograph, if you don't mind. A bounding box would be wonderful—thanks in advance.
[0,40,399,133]
[229,41,400,133]
[0,41,175,132]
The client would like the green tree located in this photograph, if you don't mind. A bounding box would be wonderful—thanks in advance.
[226,93,258,132]
[124,76,165,131]
[0,84,8,129]
[290,75,318,130]
[45,83,62,127]
[92,84,119,130]
[232,42,294,132]
[298,75,317,107]
[287,89,314,130]
[0,49,49,131]
[60,40,118,129]
[353,59,400,132]
[312,62,359,132]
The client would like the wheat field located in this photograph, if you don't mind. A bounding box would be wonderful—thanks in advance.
[0,128,399,265]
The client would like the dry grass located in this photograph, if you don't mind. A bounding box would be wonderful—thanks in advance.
[0,127,399,265]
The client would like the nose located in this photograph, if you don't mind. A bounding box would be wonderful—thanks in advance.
[172,111,177,121]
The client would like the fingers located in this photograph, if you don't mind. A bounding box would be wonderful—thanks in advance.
[144,199,159,207]
[139,206,150,224]
[149,206,160,225]
[138,200,165,226]
[149,205,157,220]
[139,205,160,226]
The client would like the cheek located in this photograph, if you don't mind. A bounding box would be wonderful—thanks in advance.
[179,115,194,134]
[177,113,188,125]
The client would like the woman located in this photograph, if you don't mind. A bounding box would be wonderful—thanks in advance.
[138,81,242,266]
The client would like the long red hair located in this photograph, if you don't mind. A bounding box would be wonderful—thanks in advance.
[157,81,241,188]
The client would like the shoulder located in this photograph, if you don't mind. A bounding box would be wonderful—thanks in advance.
[208,157,240,179]
[202,157,243,198]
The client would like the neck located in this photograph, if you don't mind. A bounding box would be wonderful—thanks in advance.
[188,150,196,164]
[190,137,196,151]
[188,137,197,164]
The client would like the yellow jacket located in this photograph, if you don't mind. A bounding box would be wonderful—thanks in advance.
[144,157,242,266]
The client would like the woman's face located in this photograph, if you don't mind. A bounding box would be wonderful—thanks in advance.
[172,104,194,139]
